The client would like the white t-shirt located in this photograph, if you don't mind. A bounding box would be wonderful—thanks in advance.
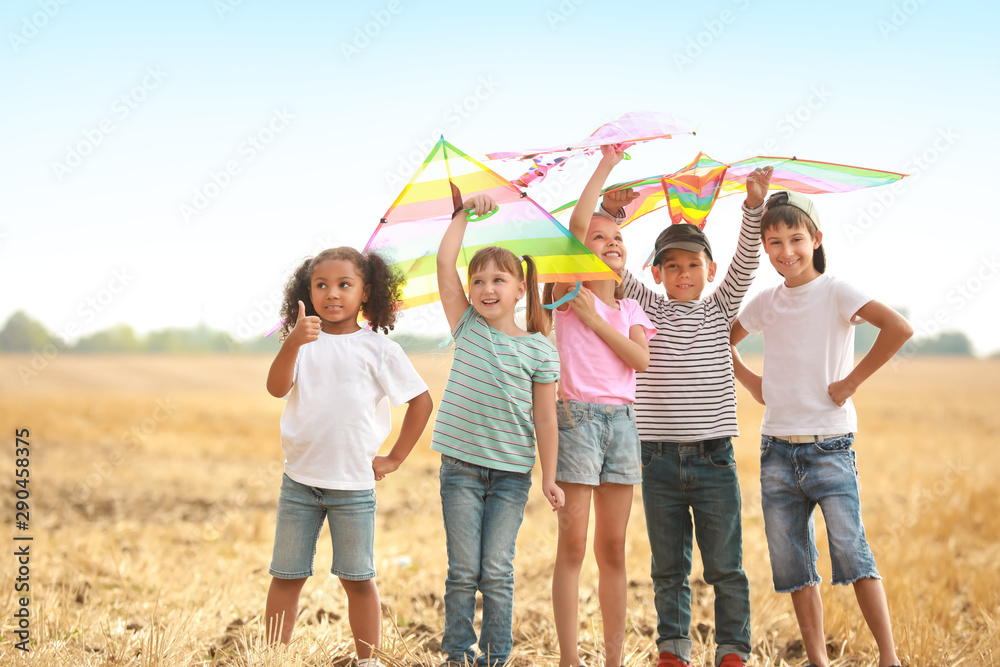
[738,274,872,436]
[280,328,428,490]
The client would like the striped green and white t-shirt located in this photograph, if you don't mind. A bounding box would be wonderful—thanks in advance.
[431,306,559,473]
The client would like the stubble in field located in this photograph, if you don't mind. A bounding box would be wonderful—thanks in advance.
[0,354,997,666]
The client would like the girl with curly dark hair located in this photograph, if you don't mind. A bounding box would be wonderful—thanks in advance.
[264,246,433,667]
[276,246,403,338]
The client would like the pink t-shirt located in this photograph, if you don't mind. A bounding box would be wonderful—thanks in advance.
[554,295,656,405]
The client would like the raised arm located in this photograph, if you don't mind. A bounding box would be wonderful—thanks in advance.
[373,390,434,480]
[730,320,764,405]
[532,380,565,511]
[620,268,664,315]
[568,145,625,242]
[714,167,773,320]
[437,194,496,331]
[828,300,913,406]
[266,300,320,397]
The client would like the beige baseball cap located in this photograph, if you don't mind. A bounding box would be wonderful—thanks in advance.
[765,190,825,273]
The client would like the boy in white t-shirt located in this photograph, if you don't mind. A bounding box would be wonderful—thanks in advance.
[730,191,912,667]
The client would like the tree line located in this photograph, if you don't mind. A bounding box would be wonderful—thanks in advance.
[0,310,980,357]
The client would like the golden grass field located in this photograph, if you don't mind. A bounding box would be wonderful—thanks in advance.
[0,353,998,666]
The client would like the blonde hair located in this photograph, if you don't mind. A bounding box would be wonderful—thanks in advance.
[467,246,550,336]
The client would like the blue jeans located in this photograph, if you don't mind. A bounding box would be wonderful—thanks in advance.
[760,434,880,592]
[641,439,751,665]
[439,455,531,667]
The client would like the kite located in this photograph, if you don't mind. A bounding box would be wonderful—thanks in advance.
[363,137,620,309]
[486,111,697,187]
[550,152,907,267]
[551,152,907,266]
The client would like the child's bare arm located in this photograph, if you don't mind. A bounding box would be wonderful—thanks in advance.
[715,168,772,320]
[266,301,320,397]
[568,144,625,242]
[567,286,650,371]
[373,390,434,480]
[437,195,495,330]
[828,300,913,406]
[730,320,764,405]
[532,381,564,511]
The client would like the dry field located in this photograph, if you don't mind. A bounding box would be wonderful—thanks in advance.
[0,353,997,666]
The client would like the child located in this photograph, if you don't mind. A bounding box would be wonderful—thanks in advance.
[264,247,434,666]
[434,193,565,667]
[550,145,655,667]
[730,191,911,667]
[620,166,774,667]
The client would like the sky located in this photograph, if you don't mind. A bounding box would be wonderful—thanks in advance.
[3,0,999,354]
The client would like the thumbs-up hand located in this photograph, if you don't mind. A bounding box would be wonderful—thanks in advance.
[289,300,322,345]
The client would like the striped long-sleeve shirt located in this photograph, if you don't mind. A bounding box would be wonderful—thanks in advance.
[621,203,762,442]
[431,306,560,473]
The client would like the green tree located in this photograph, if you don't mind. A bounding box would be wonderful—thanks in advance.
[0,311,59,351]
[923,331,974,355]
[73,324,143,353]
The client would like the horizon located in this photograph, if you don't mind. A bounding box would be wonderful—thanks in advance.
[1,303,986,361]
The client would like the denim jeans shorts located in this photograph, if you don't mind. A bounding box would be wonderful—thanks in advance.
[556,400,641,486]
[269,473,377,581]
[759,434,881,593]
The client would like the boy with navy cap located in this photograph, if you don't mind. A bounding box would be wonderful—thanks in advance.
[731,190,911,667]
[618,166,773,667]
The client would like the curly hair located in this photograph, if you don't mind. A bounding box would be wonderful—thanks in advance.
[278,247,404,339]
[467,246,550,337]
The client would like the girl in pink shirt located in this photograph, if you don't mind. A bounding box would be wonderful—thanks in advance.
[549,146,655,667]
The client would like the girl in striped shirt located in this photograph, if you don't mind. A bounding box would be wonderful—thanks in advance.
[432,193,564,667]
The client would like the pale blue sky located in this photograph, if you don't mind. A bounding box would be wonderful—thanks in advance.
[3,0,998,353]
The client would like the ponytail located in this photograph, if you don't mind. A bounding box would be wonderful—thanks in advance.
[466,246,551,337]
[522,255,550,337]
[541,282,556,329]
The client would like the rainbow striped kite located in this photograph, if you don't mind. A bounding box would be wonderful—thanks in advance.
[551,152,907,267]
[364,137,619,309]
[554,152,907,230]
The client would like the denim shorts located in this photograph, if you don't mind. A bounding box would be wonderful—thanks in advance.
[759,434,880,593]
[269,474,377,581]
[556,400,641,486]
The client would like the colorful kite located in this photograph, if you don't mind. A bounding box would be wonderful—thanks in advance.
[550,152,907,266]
[363,137,619,309]
[486,111,697,187]
[554,152,909,228]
